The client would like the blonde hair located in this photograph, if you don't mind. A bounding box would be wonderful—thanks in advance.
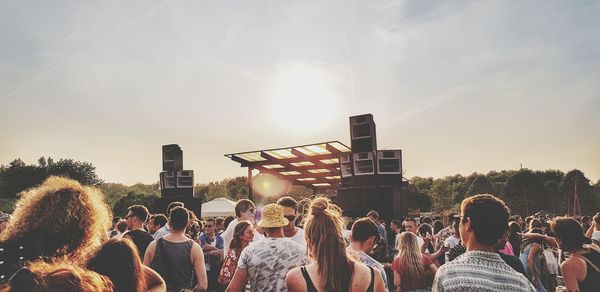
[397,232,425,286]
[0,176,112,264]
[303,197,353,291]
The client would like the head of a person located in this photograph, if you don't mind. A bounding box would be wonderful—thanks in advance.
[148,214,167,234]
[0,177,111,264]
[432,220,444,235]
[403,218,418,234]
[581,216,591,224]
[508,221,522,238]
[215,217,224,231]
[459,194,510,248]
[256,204,288,235]
[421,216,433,225]
[397,231,425,283]
[86,237,144,292]
[452,219,460,236]
[223,216,235,230]
[304,197,353,292]
[494,230,510,251]
[594,213,600,228]
[0,260,114,292]
[417,223,433,238]
[350,218,380,253]
[125,205,149,230]
[229,220,254,253]
[366,210,379,222]
[169,206,190,232]
[521,228,545,251]
[390,220,402,233]
[529,218,542,231]
[234,199,255,221]
[116,220,127,233]
[205,218,216,235]
[0,212,11,234]
[552,217,586,252]
[276,196,299,227]
[166,201,184,218]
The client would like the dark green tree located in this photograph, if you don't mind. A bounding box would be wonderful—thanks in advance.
[466,174,495,197]
[504,169,549,216]
[112,192,158,218]
[560,169,598,216]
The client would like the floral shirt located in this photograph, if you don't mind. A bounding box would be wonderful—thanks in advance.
[218,248,239,285]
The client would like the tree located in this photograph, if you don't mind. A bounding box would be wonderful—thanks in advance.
[113,192,158,218]
[504,169,549,216]
[560,169,599,216]
[430,178,455,212]
[47,159,103,186]
[466,174,495,197]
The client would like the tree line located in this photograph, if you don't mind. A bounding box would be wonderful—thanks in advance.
[2,157,599,216]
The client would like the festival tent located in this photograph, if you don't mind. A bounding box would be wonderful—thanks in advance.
[201,197,236,218]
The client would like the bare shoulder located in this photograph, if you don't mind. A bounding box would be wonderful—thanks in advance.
[351,262,373,291]
[561,256,586,277]
[285,267,305,292]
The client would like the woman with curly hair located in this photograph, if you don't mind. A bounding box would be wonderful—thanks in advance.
[0,259,114,292]
[0,176,112,283]
[87,237,165,292]
[286,197,384,292]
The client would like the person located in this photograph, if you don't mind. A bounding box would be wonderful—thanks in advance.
[495,231,527,278]
[368,210,387,244]
[347,218,389,292]
[199,218,224,292]
[552,217,600,292]
[418,224,435,254]
[221,199,258,256]
[148,214,168,237]
[87,237,166,292]
[443,220,461,262]
[123,205,155,260]
[218,221,253,287]
[153,202,184,240]
[286,197,385,292]
[144,206,207,292]
[0,176,112,284]
[223,216,235,230]
[226,204,308,292]
[509,221,523,256]
[114,220,128,238]
[403,218,425,250]
[519,228,547,292]
[584,213,600,246]
[0,213,10,234]
[393,231,438,292]
[277,196,306,246]
[215,218,225,235]
[432,194,535,292]
[0,260,114,291]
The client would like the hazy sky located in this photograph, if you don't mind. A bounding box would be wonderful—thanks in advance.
[1,1,599,185]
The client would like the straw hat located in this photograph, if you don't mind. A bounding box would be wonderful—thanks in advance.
[257,204,289,228]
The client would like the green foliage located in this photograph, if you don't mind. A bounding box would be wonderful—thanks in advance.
[98,182,160,207]
[195,176,250,202]
[112,192,158,218]
[466,174,495,197]
[560,169,599,216]
[0,198,18,213]
[504,169,549,216]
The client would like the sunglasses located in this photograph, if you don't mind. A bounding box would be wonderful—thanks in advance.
[284,215,296,221]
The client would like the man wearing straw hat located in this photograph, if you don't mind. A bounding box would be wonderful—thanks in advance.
[225,204,308,292]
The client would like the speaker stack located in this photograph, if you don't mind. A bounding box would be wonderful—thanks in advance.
[156,145,201,217]
[337,114,407,222]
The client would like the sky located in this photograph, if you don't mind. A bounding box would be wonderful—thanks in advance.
[1,1,599,185]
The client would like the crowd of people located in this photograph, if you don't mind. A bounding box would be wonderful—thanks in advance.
[0,176,598,291]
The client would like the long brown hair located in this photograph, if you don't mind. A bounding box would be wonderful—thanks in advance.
[397,232,425,286]
[86,238,146,292]
[304,197,354,291]
[229,220,252,256]
[0,176,112,264]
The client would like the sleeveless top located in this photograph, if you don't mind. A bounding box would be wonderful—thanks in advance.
[578,249,600,292]
[151,238,195,292]
[300,265,375,292]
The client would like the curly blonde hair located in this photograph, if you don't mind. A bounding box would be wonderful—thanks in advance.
[0,176,112,264]
[21,260,113,291]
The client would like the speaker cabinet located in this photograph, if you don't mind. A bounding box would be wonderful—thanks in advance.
[177,170,194,188]
[353,152,375,176]
[350,114,377,152]
[340,154,353,178]
[162,144,183,171]
[377,150,402,174]
[337,185,407,221]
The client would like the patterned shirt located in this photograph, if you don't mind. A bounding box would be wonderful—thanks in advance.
[238,237,309,292]
[347,247,389,292]
[432,251,536,292]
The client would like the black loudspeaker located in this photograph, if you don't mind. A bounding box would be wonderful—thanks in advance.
[337,185,407,222]
[377,150,402,174]
[353,152,375,176]
[163,144,183,171]
[154,196,202,218]
[350,114,377,152]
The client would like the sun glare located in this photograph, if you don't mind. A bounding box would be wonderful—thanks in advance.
[269,62,341,132]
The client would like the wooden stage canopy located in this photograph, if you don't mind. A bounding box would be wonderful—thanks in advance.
[225,141,351,190]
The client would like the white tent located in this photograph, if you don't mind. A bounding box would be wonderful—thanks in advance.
[201,197,236,218]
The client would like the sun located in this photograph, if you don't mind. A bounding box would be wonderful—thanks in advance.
[268,61,341,133]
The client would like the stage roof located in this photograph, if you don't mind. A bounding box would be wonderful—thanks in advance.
[225,141,351,189]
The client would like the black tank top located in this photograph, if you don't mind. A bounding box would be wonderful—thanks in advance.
[579,249,600,292]
[300,265,375,292]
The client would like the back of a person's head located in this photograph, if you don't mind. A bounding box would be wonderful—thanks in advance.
[153,214,168,228]
[276,196,299,212]
[432,220,444,234]
[421,217,433,225]
[223,216,235,229]
[234,199,254,218]
[0,176,111,264]
[460,194,510,246]
[508,221,522,237]
[1,260,114,292]
[529,218,542,230]
[166,202,184,218]
[417,223,433,237]
[116,220,127,233]
[169,207,190,231]
[397,231,424,283]
[126,205,149,222]
[351,218,379,243]
[552,217,585,252]
[304,197,353,291]
[366,210,379,220]
[86,238,144,292]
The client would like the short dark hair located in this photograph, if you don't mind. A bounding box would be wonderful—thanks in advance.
[403,218,417,224]
[166,201,184,217]
[126,205,149,222]
[391,220,402,229]
[351,218,380,243]
[367,210,379,220]
[553,217,585,252]
[461,194,510,246]
[169,207,190,230]
[215,217,224,227]
[277,196,299,212]
[235,199,254,217]
[152,214,168,228]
